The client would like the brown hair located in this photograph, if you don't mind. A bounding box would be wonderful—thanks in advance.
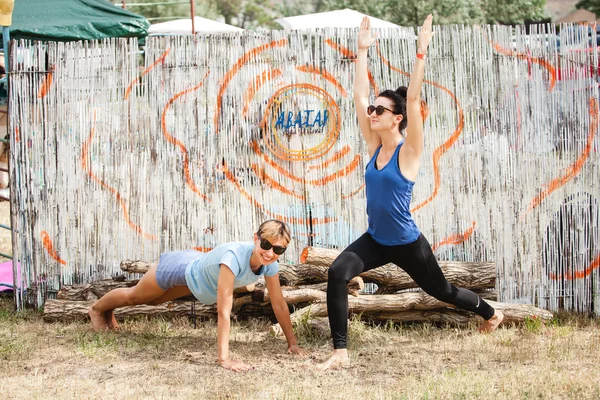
[257,219,291,245]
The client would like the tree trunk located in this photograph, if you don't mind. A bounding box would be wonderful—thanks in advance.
[57,279,139,301]
[44,294,259,322]
[120,260,156,274]
[58,279,255,302]
[300,246,344,266]
[278,263,364,289]
[43,299,216,322]
[264,288,326,304]
[300,246,496,293]
[118,259,366,290]
[269,293,552,335]
[255,280,363,303]
[363,262,496,294]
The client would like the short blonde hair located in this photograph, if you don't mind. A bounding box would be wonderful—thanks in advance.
[257,220,291,245]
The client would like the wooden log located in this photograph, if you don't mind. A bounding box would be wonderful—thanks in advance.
[119,259,367,291]
[365,309,484,326]
[256,280,363,303]
[364,262,496,294]
[45,293,257,322]
[278,263,364,290]
[58,279,255,302]
[363,301,554,326]
[300,247,344,266]
[43,299,216,322]
[278,263,328,285]
[301,246,496,293]
[299,278,364,294]
[57,279,139,301]
[270,302,328,336]
[56,283,97,301]
[266,288,326,304]
[120,260,155,274]
[269,293,552,335]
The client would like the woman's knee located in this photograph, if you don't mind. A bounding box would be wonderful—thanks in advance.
[328,252,363,282]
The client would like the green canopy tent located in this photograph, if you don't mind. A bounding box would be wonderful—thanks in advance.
[8,0,149,41]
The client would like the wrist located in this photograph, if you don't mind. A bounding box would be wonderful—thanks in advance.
[416,52,426,60]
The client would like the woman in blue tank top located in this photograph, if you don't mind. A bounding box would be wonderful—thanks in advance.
[89,220,307,372]
[318,15,504,370]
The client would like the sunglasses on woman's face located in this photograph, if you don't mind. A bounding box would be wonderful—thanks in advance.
[259,237,287,255]
[367,105,396,116]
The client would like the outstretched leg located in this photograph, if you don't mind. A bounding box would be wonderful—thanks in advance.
[391,234,502,331]
[317,233,387,370]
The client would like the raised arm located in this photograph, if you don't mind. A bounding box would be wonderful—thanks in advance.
[354,17,380,157]
[401,15,435,174]
[216,265,252,372]
[265,274,307,356]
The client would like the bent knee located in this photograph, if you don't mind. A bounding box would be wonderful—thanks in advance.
[328,252,364,282]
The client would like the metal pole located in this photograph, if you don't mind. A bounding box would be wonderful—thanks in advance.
[1,25,16,309]
[190,0,195,35]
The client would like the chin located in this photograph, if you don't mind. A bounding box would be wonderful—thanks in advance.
[262,255,275,264]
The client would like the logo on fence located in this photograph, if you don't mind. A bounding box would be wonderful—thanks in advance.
[262,83,340,161]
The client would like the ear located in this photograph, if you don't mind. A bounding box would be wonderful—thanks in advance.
[396,114,404,125]
[253,233,259,242]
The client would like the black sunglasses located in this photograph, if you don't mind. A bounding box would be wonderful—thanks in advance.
[367,105,397,116]
[259,237,287,255]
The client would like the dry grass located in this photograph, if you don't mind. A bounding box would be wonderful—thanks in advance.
[1,295,599,400]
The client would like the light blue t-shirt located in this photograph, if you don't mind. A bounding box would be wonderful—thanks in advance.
[185,242,279,305]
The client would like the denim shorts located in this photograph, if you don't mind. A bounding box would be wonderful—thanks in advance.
[155,250,203,290]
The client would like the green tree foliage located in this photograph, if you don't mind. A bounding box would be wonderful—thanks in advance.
[113,0,219,23]
[114,0,551,29]
[482,0,548,25]
[236,0,280,28]
[576,0,600,17]
[317,0,547,26]
[386,0,483,26]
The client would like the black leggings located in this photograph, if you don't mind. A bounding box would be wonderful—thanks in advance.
[327,233,496,349]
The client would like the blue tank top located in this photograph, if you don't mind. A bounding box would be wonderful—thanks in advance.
[365,142,421,245]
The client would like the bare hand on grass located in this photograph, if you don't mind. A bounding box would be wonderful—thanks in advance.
[287,344,308,357]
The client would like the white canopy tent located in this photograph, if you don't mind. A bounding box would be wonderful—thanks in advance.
[148,16,243,35]
[275,8,414,38]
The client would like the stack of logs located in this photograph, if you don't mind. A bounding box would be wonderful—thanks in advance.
[44,247,553,332]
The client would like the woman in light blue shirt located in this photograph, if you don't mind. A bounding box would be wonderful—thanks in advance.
[89,220,306,372]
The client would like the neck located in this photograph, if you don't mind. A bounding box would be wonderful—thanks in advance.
[378,130,402,150]
[249,249,262,270]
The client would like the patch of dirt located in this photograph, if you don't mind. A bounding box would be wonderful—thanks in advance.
[0,315,599,399]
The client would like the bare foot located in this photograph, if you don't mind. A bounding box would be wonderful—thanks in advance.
[316,349,349,371]
[478,310,504,333]
[106,310,120,331]
[88,305,109,332]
